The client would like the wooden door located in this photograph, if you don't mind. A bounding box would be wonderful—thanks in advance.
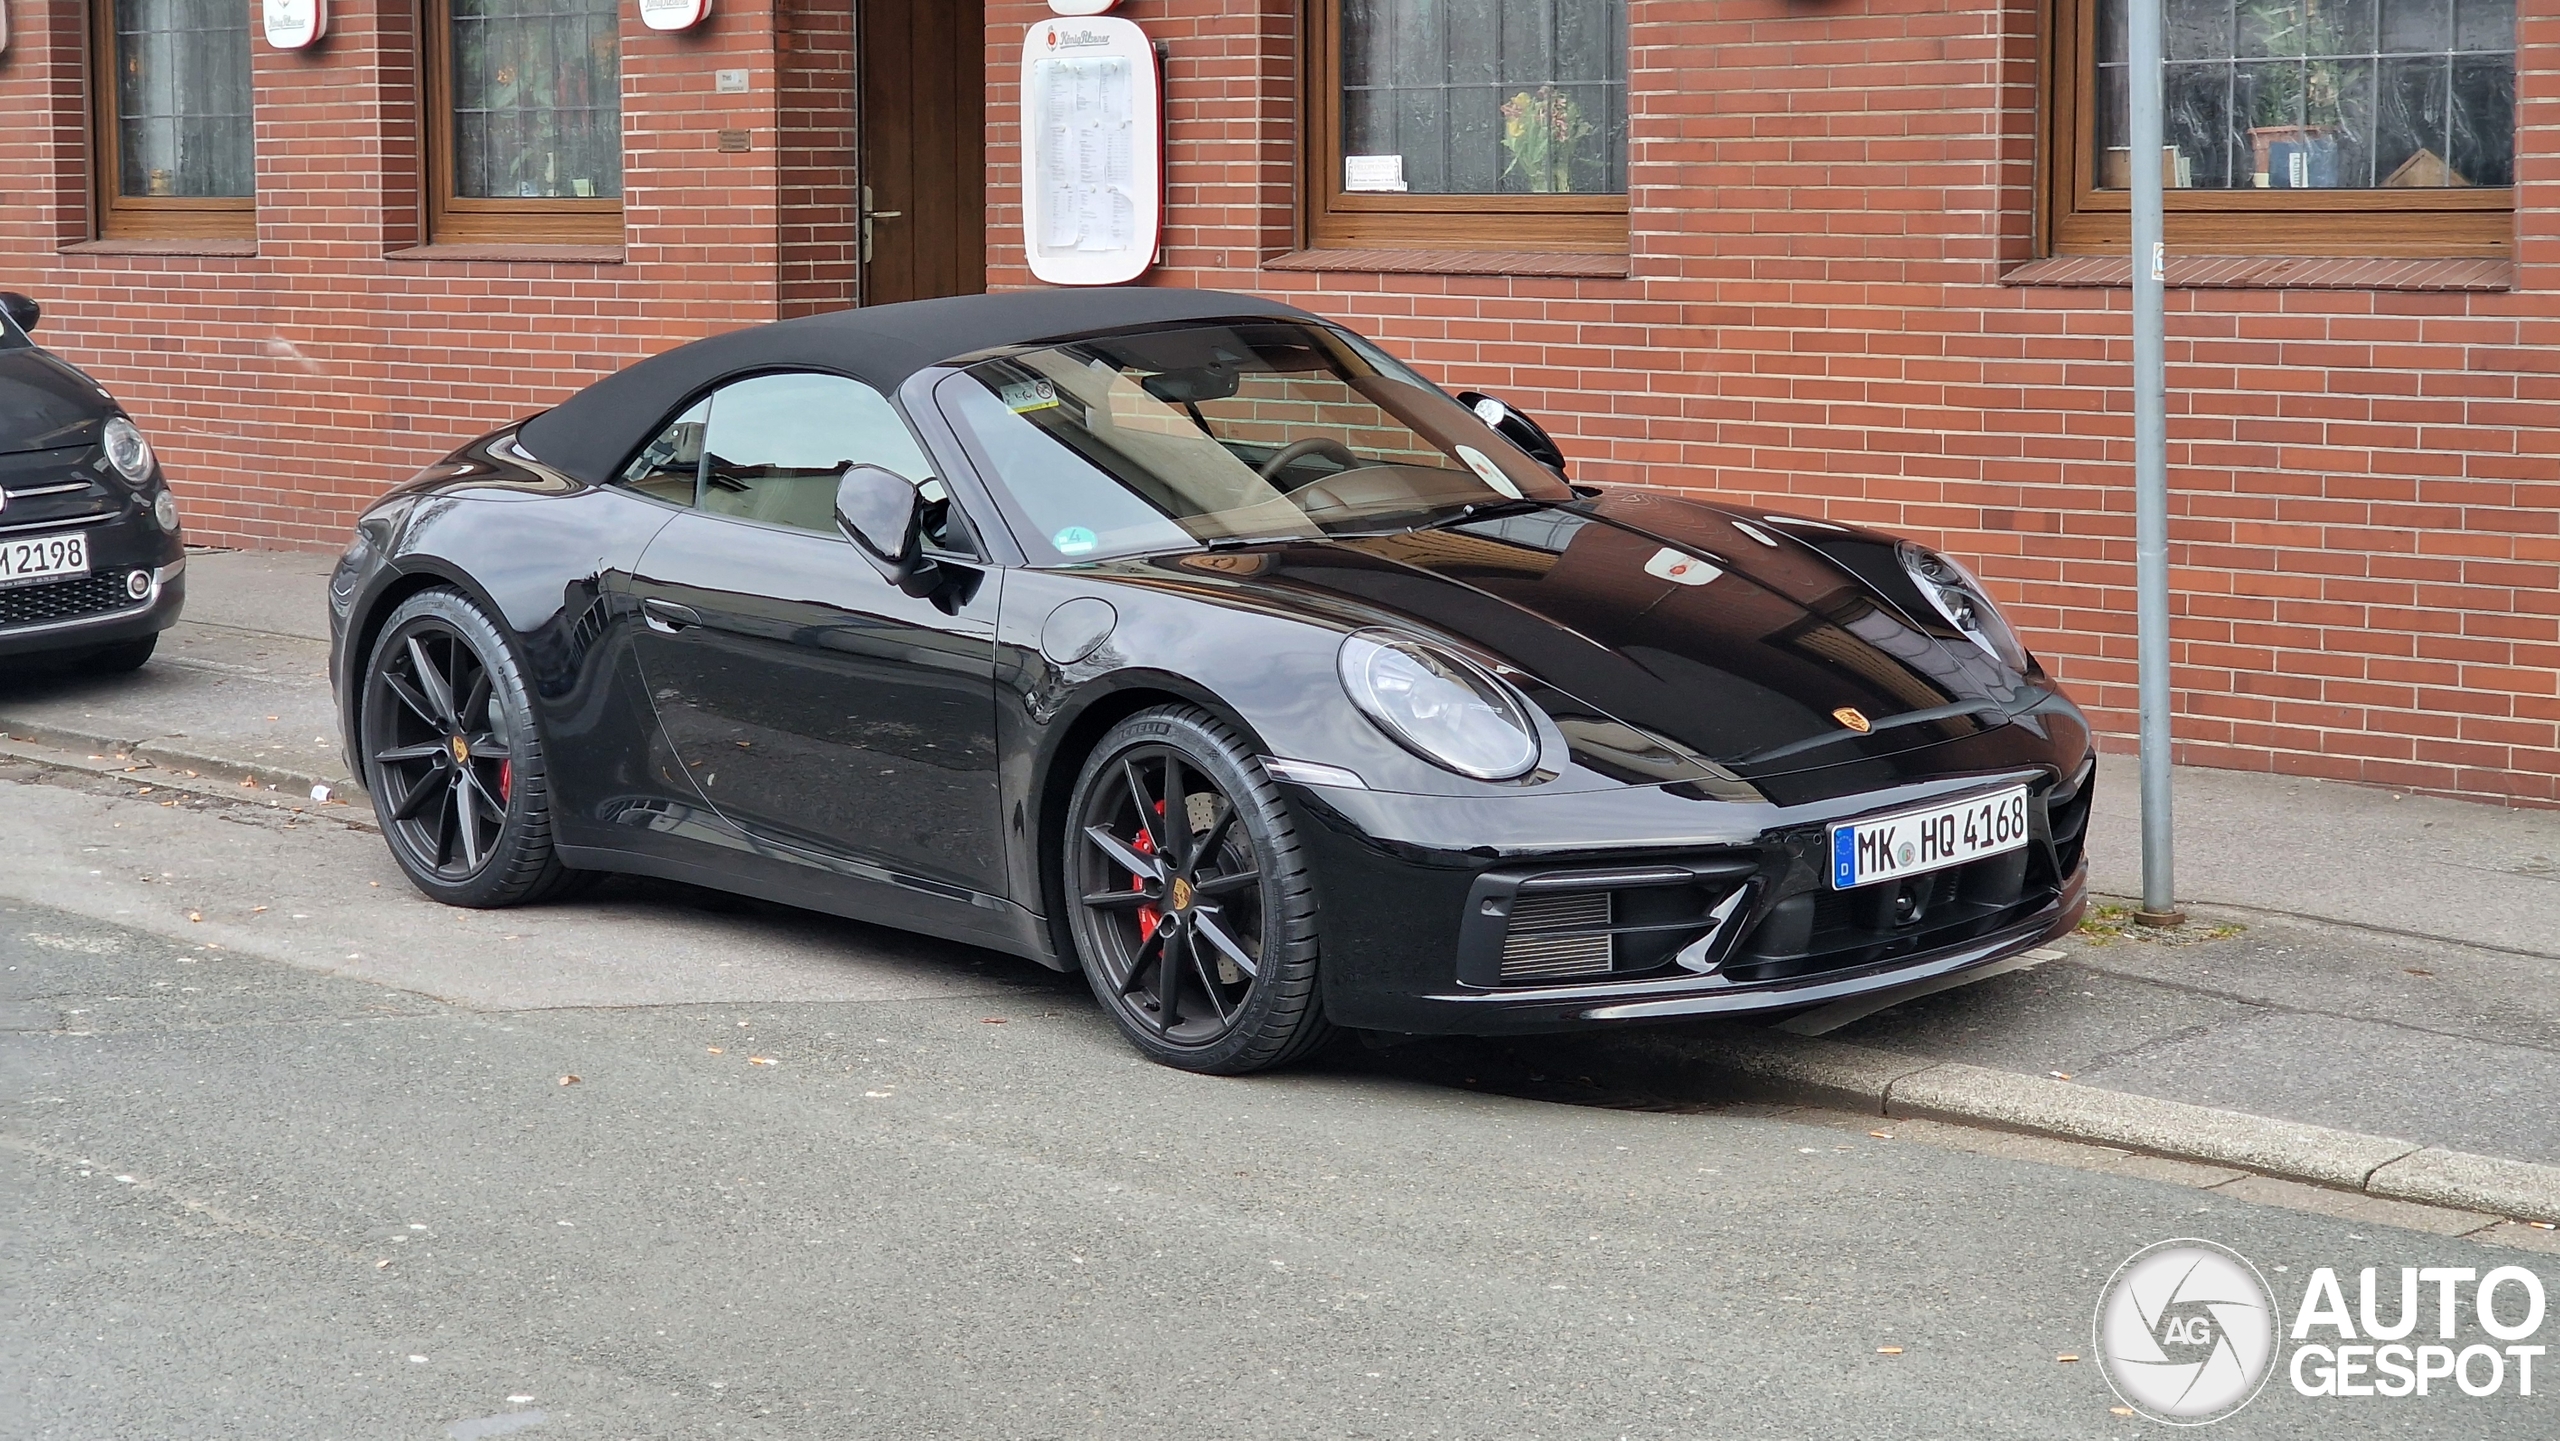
[859,0,986,305]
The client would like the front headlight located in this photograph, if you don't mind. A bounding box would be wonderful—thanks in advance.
[1337,629,1540,780]
[152,489,181,533]
[102,416,155,484]
[1898,543,2031,673]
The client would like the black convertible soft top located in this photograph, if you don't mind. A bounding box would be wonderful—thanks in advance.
[517,286,1322,485]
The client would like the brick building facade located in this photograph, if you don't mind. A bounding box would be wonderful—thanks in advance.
[2,0,2555,804]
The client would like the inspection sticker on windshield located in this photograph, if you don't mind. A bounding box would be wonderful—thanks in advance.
[1051,526,1098,556]
[999,379,1059,413]
[1828,785,2028,889]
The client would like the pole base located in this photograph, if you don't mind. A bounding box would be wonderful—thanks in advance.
[2133,908,2187,929]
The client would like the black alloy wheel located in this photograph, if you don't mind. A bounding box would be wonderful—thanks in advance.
[360,588,584,908]
[1065,706,1333,1074]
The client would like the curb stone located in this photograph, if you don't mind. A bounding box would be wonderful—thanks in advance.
[0,732,374,830]
[2369,1148,2560,1221]
[1579,1023,2560,1226]
[0,720,362,804]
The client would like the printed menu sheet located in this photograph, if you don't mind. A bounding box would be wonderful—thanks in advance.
[1034,55,1137,254]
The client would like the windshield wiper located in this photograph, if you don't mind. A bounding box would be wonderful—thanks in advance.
[1199,533,1321,551]
[1419,496,1559,529]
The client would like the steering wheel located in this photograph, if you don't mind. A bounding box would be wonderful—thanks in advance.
[1257,436,1360,483]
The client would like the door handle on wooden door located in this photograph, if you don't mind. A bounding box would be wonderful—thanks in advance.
[860,184,903,264]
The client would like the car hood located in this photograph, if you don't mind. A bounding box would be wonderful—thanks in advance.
[0,346,113,455]
[1139,492,2029,782]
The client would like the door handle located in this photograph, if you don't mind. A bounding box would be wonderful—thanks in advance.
[860,185,904,264]
[641,598,700,633]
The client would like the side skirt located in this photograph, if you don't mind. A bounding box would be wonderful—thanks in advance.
[554,841,1064,967]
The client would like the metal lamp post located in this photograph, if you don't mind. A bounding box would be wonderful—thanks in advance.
[2128,0,2182,925]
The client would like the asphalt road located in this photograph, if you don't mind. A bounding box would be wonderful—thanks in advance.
[4,765,2552,1439]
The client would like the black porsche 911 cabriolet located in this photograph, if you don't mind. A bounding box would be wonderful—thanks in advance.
[328,288,2092,1073]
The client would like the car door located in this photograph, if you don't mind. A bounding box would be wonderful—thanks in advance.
[624,370,1007,909]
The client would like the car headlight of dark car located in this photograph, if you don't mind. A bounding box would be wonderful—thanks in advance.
[1898,542,2031,673]
[1337,628,1541,781]
[102,415,155,484]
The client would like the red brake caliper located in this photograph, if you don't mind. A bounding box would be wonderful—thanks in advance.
[497,759,514,803]
[1131,802,1165,941]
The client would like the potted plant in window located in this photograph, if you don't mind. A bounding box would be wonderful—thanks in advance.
[2242,0,2345,188]
[1500,86,1595,194]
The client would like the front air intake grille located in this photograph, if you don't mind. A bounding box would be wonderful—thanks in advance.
[0,446,120,533]
[1499,891,1614,981]
[0,573,134,629]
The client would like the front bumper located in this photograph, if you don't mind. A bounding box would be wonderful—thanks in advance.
[1286,701,2095,1036]
[0,527,186,659]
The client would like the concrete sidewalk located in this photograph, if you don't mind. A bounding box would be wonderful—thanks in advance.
[6,548,2558,1217]
[0,550,344,795]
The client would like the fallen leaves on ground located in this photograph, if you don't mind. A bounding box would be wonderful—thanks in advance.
[558,1075,580,1086]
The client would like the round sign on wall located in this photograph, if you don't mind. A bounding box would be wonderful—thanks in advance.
[1047,0,1123,13]
[263,0,326,49]
[638,0,711,31]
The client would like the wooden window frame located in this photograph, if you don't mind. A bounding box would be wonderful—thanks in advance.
[421,0,623,246]
[2041,0,2512,257]
[90,0,255,241]
[1300,0,1629,255]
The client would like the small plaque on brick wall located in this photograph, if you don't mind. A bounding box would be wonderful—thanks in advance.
[716,130,751,154]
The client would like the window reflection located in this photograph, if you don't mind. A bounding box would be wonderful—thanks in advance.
[2094,0,2513,189]
[113,0,253,199]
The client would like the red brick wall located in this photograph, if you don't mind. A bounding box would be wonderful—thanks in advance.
[776,0,857,318]
[986,0,2560,806]
[0,0,834,548]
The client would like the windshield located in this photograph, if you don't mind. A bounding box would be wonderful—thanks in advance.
[937,319,1573,564]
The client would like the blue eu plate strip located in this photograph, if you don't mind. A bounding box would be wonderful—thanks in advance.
[1831,824,1857,889]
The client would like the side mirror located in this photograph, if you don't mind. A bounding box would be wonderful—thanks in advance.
[833,463,941,598]
[1456,390,1567,477]
[0,292,39,334]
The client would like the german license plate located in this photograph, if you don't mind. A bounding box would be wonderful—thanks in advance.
[0,531,89,590]
[1830,785,2030,890]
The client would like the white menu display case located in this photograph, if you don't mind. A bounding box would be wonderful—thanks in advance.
[1019,16,1161,287]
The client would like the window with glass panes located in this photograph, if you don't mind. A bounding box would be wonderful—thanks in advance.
[2045,0,2514,254]
[93,0,255,239]
[426,0,623,244]
[1306,0,1629,255]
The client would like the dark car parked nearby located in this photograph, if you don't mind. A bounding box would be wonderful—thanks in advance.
[0,291,187,671]
[328,288,2093,1073]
